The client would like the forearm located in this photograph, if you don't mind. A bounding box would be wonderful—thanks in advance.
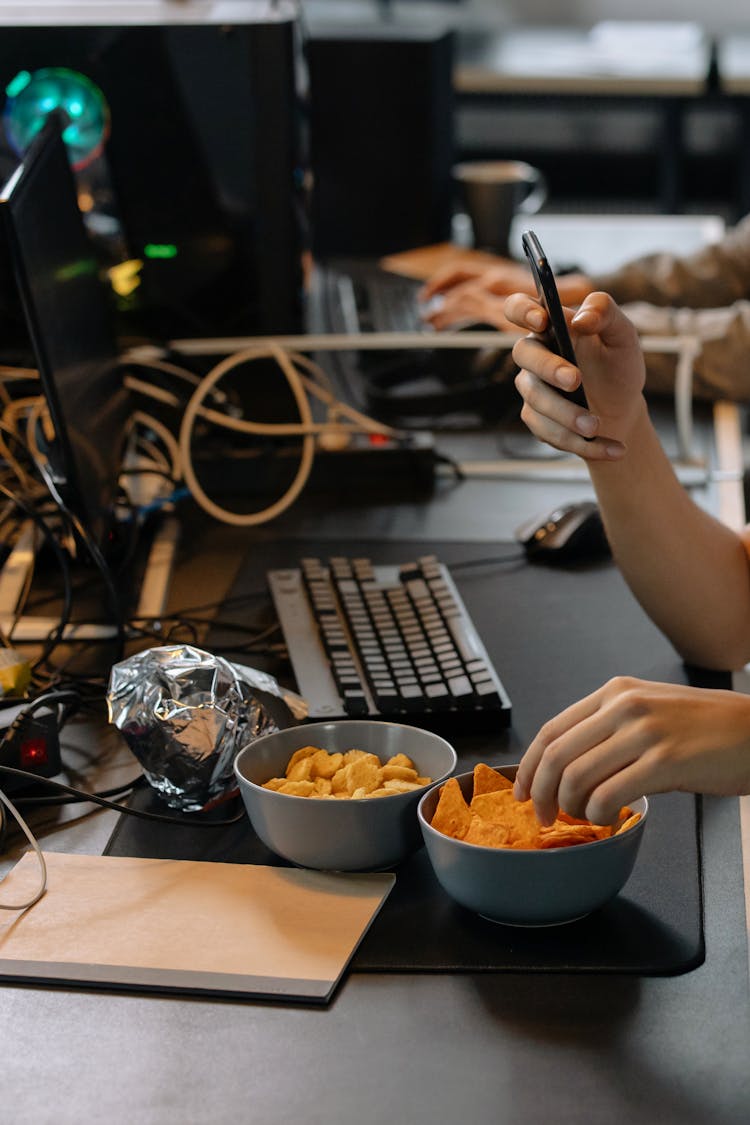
[589,401,750,669]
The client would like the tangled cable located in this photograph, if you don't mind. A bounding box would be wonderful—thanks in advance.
[126,342,405,527]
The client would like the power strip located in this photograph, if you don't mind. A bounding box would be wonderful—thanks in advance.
[0,704,62,792]
[192,430,438,498]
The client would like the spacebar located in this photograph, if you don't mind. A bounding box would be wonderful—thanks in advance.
[444,611,485,663]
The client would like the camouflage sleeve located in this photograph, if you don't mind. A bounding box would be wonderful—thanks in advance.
[591,214,750,309]
[622,298,750,401]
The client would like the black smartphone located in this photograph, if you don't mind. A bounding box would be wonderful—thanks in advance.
[521,229,587,408]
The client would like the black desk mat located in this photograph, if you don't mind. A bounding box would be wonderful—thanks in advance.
[106,538,713,976]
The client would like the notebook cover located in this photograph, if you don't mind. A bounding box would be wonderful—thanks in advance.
[0,852,394,1003]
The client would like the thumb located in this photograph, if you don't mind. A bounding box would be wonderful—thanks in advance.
[571,292,640,351]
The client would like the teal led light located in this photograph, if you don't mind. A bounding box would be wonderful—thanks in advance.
[5,71,31,99]
[3,67,110,170]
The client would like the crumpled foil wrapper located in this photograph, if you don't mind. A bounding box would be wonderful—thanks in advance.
[106,644,307,812]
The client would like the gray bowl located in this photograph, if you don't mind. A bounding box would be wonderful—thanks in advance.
[234,719,457,871]
[418,765,648,926]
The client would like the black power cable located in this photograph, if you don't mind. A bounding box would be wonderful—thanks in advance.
[0,765,246,827]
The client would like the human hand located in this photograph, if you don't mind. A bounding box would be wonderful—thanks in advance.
[421,286,523,334]
[513,676,750,826]
[419,258,530,302]
[505,290,647,460]
[420,262,535,330]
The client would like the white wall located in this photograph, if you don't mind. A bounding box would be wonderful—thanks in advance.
[337,0,746,36]
[469,1,744,35]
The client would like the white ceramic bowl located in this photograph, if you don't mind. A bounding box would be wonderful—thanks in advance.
[418,765,648,926]
[234,719,457,871]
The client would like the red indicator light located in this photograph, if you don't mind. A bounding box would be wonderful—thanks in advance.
[19,738,49,769]
[368,433,390,447]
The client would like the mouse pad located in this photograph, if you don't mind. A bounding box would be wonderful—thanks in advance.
[106,538,713,977]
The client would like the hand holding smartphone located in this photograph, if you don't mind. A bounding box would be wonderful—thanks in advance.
[521,229,587,409]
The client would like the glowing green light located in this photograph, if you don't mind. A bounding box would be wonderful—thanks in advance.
[3,67,110,170]
[5,71,31,99]
[143,243,179,260]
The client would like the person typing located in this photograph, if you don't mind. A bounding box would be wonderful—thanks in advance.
[422,215,750,400]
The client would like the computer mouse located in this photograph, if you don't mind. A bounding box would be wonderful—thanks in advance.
[515,500,611,563]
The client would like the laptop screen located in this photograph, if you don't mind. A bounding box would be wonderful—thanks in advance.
[0,110,131,547]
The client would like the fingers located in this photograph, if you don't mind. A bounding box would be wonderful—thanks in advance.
[421,285,524,334]
[419,265,483,300]
[571,292,641,352]
[508,291,630,459]
[513,688,606,811]
[514,366,625,459]
[504,292,549,334]
[581,758,663,826]
[505,289,639,353]
[513,677,686,827]
[513,334,578,393]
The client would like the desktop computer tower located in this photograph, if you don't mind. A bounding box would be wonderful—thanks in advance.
[306,29,455,260]
[0,15,305,342]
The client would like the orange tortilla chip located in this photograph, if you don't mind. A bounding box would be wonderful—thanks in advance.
[472,763,513,796]
[464,813,510,848]
[470,790,516,818]
[471,790,539,849]
[615,812,642,835]
[429,762,640,851]
[538,823,607,849]
[557,809,600,827]
[431,778,473,841]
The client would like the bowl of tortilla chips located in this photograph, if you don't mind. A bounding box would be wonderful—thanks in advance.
[418,763,647,926]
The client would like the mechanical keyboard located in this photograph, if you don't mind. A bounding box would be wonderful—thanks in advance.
[320,263,425,335]
[268,554,512,731]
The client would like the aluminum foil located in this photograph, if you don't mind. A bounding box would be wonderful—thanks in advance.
[106,644,307,812]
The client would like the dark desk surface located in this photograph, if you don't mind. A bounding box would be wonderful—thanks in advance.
[2,404,749,1124]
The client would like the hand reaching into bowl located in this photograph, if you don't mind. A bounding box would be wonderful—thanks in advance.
[514,677,750,827]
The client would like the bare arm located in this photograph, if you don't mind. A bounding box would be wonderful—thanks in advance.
[504,289,750,826]
[506,290,750,670]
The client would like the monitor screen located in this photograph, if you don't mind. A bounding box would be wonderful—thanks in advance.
[0,4,305,340]
[0,109,131,547]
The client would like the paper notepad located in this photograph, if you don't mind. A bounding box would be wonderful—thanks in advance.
[0,852,394,1003]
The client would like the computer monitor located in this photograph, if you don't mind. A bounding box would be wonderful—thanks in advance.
[0,3,305,340]
[0,109,130,548]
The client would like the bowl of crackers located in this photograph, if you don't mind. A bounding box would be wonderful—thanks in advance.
[418,763,647,926]
[234,719,457,871]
